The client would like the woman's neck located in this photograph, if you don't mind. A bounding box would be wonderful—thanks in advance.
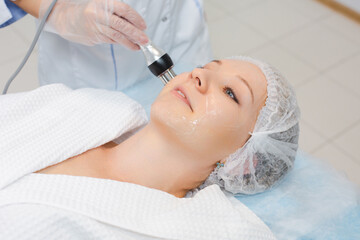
[37,124,217,198]
[101,124,216,198]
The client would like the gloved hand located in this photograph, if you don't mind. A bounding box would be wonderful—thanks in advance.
[40,0,148,49]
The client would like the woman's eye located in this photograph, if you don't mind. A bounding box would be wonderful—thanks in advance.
[223,87,239,104]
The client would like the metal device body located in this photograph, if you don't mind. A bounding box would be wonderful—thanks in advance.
[159,68,176,85]
[140,41,177,85]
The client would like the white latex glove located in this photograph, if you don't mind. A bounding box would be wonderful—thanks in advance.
[40,0,148,49]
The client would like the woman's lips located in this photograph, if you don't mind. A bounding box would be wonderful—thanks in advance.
[171,88,193,111]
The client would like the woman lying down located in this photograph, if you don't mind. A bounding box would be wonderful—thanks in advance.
[0,56,300,240]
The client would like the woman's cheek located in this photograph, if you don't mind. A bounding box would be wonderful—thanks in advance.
[192,111,239,156]
[207,105,244,152]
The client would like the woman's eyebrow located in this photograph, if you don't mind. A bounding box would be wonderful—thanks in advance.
[211,59,222,65]
[208,60,254,102]
[236,75,254,103]
[201,60,221,68]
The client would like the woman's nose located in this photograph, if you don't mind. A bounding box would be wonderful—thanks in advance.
[191,68,208,94]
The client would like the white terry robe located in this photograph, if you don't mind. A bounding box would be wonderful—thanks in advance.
[0,84,276,240]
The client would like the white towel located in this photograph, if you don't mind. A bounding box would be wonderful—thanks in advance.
[0,84,147,190]
[0,84,276,239]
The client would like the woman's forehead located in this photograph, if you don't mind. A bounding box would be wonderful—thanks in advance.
[220,59,266,80]
[205,59,265,84]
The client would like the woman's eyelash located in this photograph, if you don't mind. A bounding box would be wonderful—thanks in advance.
[196,64,238,104]
[223,86,239,104]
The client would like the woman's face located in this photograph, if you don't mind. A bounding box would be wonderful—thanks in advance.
[150,59,267,162]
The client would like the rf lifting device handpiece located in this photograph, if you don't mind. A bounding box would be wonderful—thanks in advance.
[140,41,176,85]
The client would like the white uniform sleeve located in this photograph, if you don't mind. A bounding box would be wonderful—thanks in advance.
[0,0,12,25]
